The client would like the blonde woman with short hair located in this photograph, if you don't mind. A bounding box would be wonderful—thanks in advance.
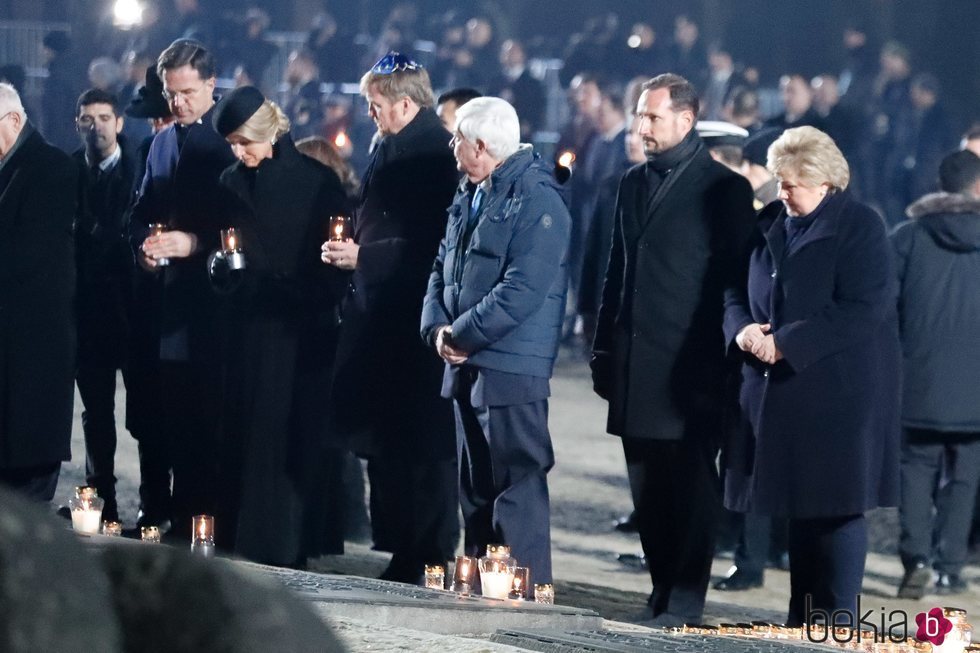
[722,126,901,626]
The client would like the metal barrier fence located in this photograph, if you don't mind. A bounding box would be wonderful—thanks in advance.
[0,20,71,101]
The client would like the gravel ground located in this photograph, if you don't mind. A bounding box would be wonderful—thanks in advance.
[52,351,980,648]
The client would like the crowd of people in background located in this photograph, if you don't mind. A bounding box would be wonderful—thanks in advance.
[0,0,979,631]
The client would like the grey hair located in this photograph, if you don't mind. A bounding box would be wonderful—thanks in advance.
[0,82,26,119]
[454,96,520,161]
[768,125,850,191]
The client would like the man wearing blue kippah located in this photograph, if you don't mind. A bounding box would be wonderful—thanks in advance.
[323,53,460,584]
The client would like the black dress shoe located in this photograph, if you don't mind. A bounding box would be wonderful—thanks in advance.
[897,560,932,599]
[935,573,968,595]
[616,552,648,570]
[613,511,639,533]
[712,566,763,591]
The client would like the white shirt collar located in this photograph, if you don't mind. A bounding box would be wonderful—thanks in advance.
[86,143,122,172]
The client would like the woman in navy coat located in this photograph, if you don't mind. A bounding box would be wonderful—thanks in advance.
[722,126,901,626]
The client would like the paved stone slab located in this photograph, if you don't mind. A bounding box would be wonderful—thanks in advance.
[236,561,603,636]
[490,628,842,652]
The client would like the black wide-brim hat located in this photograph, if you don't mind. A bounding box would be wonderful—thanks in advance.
[212,86,266,137]
[125,65,172,119]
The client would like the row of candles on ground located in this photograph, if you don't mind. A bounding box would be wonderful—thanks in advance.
[148,215,352,268]
[69,486,215,557]
[667,608,973,653]
[421,544,555,605]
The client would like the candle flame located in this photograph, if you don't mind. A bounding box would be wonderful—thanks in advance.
[334,131,348,148]
[334,224,343,236]
[227,235,236,250]
[557,151,575,168]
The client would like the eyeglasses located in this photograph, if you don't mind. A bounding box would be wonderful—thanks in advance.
[162,85,205,103]
[0,111,15,123]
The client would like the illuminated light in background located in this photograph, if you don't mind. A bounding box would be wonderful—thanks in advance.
[557,150,576,169]
[627,34,642,49]
[334,131,348,148]
[113,0,144,29]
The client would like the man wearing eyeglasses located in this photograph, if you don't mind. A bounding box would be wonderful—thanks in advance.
[129,39,236,537]
[0,82,79,502]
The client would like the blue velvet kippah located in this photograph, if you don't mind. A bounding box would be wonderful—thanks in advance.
[370,51,423,74]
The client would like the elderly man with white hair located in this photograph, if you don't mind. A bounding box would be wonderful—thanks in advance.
[0,82,79,502]
[422,97,571,592]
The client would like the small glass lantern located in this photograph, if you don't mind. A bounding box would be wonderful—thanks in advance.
[450,555,477,593]
[478,544,516,600]
[102,521,123,537]
[424,565,445,590]
[69,486,104,535]
[533,583,555,604]
[509,566,530,600]
[219,228,246,270]
[329,215,352,242]
[141,526,161,543]
[191,515,215,558]
[147,223,170,266]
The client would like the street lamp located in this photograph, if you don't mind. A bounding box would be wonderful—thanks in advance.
[113,0,143,30]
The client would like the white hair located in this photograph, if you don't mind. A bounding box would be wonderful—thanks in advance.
[0,83,26,119]
[454,96,520,162]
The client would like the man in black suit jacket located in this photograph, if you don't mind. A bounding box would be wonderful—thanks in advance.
[73,89,139,523]
[0,83,79,501]
[591,74,756,625]
[130,39,237,534]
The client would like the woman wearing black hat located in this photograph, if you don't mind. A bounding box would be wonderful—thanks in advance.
[210,86,349,567]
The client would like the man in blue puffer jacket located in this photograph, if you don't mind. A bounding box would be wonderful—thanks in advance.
[421,97,570,590]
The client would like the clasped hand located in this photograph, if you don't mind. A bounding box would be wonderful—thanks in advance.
[436,326,468,365]
[735,323,784,365]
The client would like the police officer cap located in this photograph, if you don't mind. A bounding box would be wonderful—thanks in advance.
[696,120,749,148]
[213,86,266,137]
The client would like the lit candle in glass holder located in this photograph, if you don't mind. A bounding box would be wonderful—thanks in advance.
[69,486,104,535]
[102,521,123,537]
[191,515,215,558]
[424,565,445,590]
[509,566,530,600]
[141,526,161,543]
[148,223,170,266]
[533,583,554,604]
[451,555,477,593]
[219,228,246,270]
[479,556,516,600]
[329,215,351,242]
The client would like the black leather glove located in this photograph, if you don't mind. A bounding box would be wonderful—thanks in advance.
[590,351,612,400]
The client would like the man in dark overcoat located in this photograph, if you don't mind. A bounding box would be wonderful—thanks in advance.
[591,73,756,625]
[0,83,79,501]
[130,39,237,534]
[72,89,139,522]
[323,53,459,584]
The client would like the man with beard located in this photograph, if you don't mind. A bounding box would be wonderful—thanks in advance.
[591,73,755,625]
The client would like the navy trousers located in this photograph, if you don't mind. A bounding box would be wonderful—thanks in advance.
[455,391,554,585]
[787,514,867,627]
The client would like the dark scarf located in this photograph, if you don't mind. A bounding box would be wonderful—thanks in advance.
[645,127,702,173]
